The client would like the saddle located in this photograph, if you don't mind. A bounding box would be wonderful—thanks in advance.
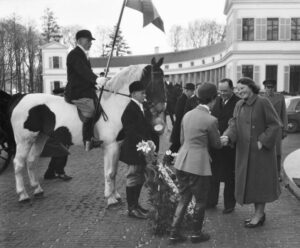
[64,96,107,123]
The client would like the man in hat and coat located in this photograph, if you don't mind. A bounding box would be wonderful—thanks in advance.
[207,78,240,213]
[65,29,107,151]
[169,83,222,244]
[119,81,154,219]
[168,83,195,153]
[262,79,287,176]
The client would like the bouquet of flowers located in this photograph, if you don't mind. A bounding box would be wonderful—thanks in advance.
[136,141,194,236]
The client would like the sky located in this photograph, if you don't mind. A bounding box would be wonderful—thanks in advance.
[0,0,227,55]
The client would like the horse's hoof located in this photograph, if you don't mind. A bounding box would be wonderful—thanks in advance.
[34,191,44,198]
[18,197,31,204]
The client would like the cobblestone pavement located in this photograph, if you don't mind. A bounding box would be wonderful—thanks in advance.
[0,130,300,248]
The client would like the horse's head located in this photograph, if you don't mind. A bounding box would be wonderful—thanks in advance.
[140,57,166,135]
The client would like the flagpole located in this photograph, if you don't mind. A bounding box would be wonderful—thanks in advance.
[104,0,127,77]
[95,0,127,118]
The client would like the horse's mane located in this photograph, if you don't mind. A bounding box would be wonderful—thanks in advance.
[105,64,146,96]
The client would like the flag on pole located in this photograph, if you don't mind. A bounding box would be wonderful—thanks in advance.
[126,0,165,32]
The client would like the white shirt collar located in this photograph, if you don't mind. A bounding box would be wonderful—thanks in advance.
[198,104,211,114]
[131,98,144,112]
[77,44,89,58]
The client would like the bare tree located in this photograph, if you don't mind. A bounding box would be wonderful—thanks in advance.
[206,20,225,45]
[168,25,184,51]
[92,25,110,57]
[184,19,225,48]
[61,25,83,49]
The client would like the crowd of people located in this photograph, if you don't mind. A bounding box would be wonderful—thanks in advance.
[43,29,287,244]
[165,77,287,244]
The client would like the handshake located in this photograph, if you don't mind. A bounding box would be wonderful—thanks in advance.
[220,135,229,146]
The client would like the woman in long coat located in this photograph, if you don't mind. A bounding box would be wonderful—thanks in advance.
[223,77,281,228]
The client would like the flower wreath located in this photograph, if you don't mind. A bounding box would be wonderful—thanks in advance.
[136,140,195,236]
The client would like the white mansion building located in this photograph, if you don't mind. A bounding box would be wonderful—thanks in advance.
[41,0,300,94]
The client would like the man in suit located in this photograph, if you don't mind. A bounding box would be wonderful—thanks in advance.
[207,78,240,213]
[262,79,287,177]
[183,83,201,114]
[169,83,195,153]
[119,81,154,219]
[65,30,107,151]
[169,83,222,244]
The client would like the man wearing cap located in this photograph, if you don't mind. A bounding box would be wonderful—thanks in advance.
[65,29,107,151]
[169,83,222,244]
[262,79,287,177]
[183,83,201,114]
[207,78,240,213]
[169,83,195,153]
[119,81,154,219]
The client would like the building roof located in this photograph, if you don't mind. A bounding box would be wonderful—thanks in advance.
[90,42,226,68]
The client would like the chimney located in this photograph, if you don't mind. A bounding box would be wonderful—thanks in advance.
[154,46,159,54]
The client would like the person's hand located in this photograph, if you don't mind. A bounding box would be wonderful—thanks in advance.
[96,77,108,89]
[220,136,229,146]
[257,140,262,150]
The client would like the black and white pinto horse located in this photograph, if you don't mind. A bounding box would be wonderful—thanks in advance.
[10,57,166,205]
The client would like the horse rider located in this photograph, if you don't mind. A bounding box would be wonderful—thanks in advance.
[65,29,107,151]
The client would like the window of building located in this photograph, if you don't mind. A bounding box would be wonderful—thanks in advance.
[178,63,182,68]
[190,61,194,66]
[242,18,254,41]
[202,59,205,64]
[290,65,300,93]
[267,18,279,40]
[53,56,60,69]
[212,57,215,62]
[291,18,300,40]
[265,65,278,82]
[164,65,169,70]
[242,65,253,78]
[54,81,61,89]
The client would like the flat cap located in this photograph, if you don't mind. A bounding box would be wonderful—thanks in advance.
[197,82,217,100]
[76,30,95,40]
[129,81,145,94]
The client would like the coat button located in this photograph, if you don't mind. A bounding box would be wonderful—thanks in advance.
[252,125,255,128]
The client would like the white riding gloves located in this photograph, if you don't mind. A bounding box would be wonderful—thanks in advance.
[96,77,108,89]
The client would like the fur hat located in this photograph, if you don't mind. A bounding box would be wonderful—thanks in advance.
[129,81,145,94]
[197,83,217,101]
[76,30,95,40]
[184,83,195,90]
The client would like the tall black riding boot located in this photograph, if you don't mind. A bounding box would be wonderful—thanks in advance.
[169,193,191,244]
[134,184,148,214]
[82,118,102,151]
[190,203,210,243]
[126,186,146,219]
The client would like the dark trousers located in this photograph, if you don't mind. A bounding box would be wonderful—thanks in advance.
[44,156,68,177]
[171,170,210,234]
[207,176,236,209]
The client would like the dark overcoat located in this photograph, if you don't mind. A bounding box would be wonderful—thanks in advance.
[210,94,240,181]
[170,93,188,144]
[263,93,287,155]
[224,94,281,204]
[65,46,97,101]
[183,95,200,114]
[119,100,152,166]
